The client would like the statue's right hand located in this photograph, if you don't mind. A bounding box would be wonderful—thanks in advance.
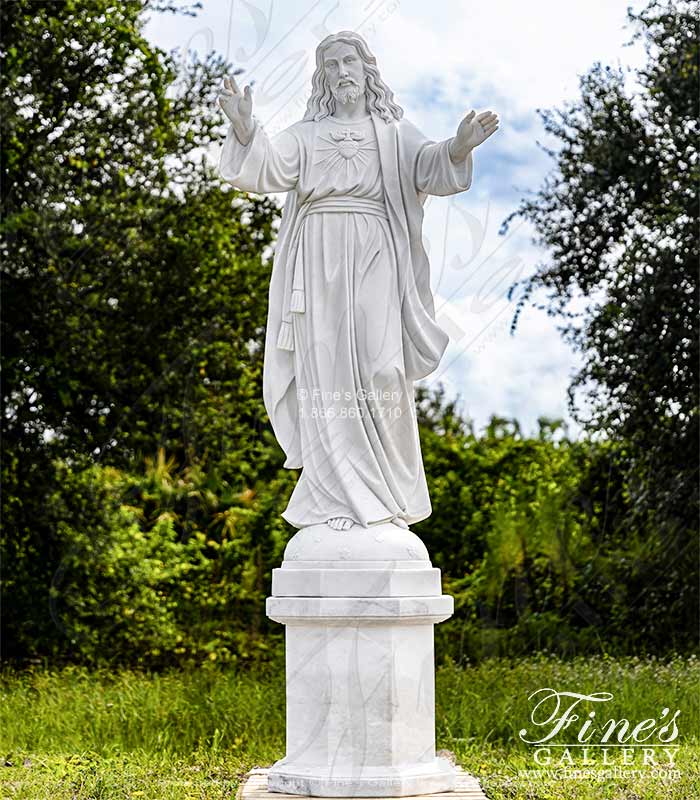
[218,76,255,146]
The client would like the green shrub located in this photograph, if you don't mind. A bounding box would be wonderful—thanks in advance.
[5,402,696,668]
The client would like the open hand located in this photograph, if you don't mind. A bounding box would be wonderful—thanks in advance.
[449,109,499,162]
[218,75,255,146]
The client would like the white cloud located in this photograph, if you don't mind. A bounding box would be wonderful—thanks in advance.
[427,287,584,436]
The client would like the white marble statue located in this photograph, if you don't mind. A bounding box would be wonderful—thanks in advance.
[218,31,498,534]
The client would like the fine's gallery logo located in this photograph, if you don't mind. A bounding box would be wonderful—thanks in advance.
[519,688,681,767]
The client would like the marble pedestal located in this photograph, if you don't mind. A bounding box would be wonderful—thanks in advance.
[265,523,456,797]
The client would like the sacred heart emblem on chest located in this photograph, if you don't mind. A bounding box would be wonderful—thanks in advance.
[314,127,377,173]
[329,129,365,160]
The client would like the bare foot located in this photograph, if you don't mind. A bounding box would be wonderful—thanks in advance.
[391,517,409,529]
[328,517,355,531]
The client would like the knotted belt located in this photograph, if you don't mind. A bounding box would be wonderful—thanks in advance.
[276,196,389,352]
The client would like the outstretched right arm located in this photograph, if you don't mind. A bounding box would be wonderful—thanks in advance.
[218,76,300,194]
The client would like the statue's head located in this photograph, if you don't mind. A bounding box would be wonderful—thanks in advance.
[304,31,403,124]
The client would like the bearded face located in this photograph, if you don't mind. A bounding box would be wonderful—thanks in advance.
[333,83,362,105]
[322,41,367,107]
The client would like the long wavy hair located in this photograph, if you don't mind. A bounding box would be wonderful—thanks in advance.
[303,32,403,124]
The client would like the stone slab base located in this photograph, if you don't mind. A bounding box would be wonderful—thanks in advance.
[238,767,487,800]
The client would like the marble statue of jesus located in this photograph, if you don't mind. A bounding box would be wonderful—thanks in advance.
[218,31,498,534]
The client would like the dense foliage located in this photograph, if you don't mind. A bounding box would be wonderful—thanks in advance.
[1,0,282,655]
[506,1,698,547]
[5,406,691,668]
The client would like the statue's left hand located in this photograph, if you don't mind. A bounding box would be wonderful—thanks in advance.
[449,110,499,163]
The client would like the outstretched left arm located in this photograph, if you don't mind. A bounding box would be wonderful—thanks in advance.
[413,110,499,198]
[448,109,499,163]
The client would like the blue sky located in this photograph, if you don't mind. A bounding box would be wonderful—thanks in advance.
[143,0,648,437]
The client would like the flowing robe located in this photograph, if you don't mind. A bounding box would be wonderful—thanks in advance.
[220,112,473,528]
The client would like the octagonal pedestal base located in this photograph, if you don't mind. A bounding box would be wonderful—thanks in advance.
[266,523,458,797]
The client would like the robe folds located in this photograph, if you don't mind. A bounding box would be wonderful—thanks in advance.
[219,112,473,528]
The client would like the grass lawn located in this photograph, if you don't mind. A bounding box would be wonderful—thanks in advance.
[1,655,698,799]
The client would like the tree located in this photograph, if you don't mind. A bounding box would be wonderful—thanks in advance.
[506,0,698,538]
[1,0,283,659]
[1,0,281,478]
